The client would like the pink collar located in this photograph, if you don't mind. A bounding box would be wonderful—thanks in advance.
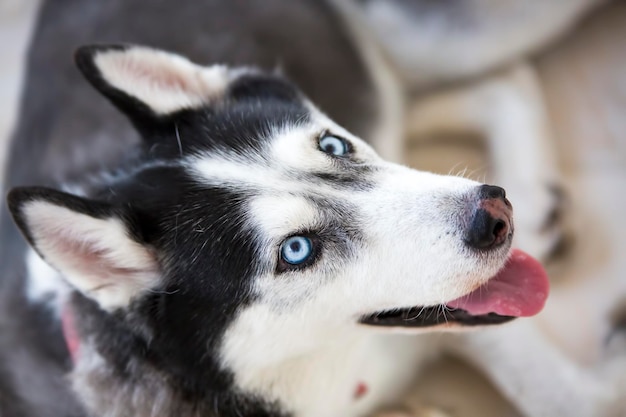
[62,305,80,363]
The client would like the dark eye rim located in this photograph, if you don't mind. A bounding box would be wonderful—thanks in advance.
[276,233,321,274]
[318,131,352,158]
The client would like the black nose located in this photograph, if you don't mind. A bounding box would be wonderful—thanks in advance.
[478,184,506,200]
[465,185,512,250]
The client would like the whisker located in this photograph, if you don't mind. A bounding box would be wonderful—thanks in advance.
[175,123,183,157]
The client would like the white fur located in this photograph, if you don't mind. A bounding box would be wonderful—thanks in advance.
[22,201,159,310]
[189,111,380,193]
[190,154,298,194]
[221,314,436,417]
[271,123,348,172]
[358,0,602,87]
[249,195,318,239]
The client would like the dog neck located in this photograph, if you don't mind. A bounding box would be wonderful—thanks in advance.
[226,332,437,417]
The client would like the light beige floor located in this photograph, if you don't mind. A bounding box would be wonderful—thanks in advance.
[1,1,625,416]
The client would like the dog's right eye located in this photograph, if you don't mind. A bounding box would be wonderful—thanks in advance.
[278,235,318,272]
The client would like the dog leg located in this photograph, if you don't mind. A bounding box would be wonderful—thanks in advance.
[446,319,625,417]
[407,62,565,261]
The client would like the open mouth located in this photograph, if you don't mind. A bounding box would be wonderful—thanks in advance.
[359,249,550,328]
[359,306,516,327]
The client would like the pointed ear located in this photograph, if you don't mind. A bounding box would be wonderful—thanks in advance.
[7,187,160,310]
[74,44,233,121]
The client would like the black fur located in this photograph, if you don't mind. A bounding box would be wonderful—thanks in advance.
[228,74,303,104]
[6,84,315,416]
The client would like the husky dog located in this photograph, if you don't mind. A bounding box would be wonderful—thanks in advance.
[3,41,626,417]
[1,1,625,417]
[0,42,573,417]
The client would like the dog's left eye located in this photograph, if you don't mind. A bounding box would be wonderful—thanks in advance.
[280,236,313,266]
[319,134,349,157]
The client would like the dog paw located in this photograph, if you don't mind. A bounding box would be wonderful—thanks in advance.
[508,183,570,262]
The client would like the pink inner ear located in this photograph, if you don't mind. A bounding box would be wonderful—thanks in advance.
[94,47,230,114]
[126,59,192,92]
[23,199,159,307]
[55,236,152,284]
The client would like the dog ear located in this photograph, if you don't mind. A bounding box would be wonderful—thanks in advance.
[74,44,234,126]
[7,187,160,311]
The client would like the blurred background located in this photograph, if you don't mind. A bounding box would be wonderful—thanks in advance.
[0,0,39,178]
[1,0,625,415]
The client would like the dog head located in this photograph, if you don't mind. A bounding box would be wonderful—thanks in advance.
[7,45,548,414]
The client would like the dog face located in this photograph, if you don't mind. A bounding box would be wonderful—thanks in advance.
[7,45,547,414]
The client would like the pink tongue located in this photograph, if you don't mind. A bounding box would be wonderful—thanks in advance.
[446,249,549,317]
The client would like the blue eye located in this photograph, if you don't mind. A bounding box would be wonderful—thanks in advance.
[280,236,313,266]
[319,135,349,157]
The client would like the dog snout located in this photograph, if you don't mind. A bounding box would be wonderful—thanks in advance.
[465,185,512,250]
